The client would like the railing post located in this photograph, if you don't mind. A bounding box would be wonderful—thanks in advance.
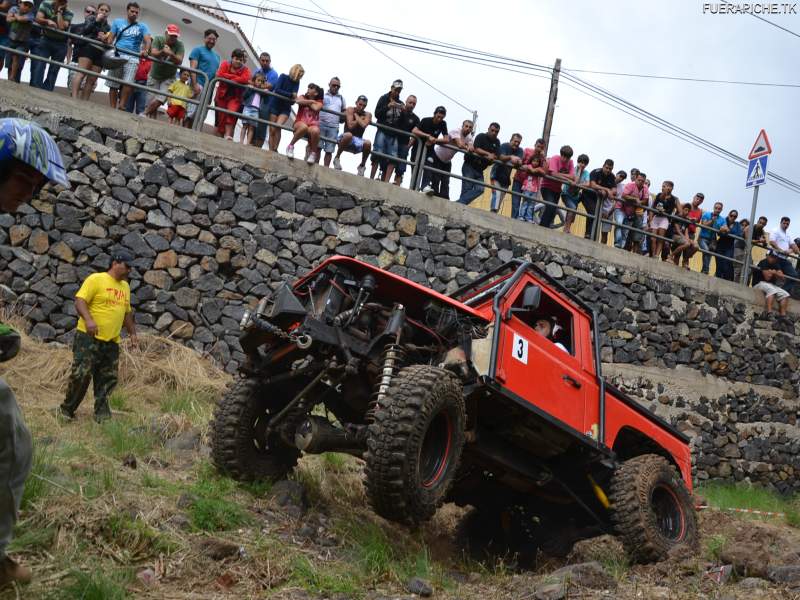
[414,143,428,192]
[740,185,759,286]
[193,78,215,132]
[409,136,423,191]
[592,194,604,242]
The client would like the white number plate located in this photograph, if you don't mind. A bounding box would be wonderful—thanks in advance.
[512,333,528,365]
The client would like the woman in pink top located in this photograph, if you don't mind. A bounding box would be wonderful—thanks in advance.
[285,83,324,164]
[539,145,575,228]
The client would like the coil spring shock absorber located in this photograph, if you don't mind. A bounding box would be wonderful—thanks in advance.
[366,303,406,423]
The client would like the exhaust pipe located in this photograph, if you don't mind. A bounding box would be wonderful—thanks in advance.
[294,416,365,457]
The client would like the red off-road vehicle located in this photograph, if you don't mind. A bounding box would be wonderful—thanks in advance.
[210,256,697,563]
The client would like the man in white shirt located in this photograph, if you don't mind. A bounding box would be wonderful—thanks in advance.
[768,216,799,293]
[421,119,473,199]
[318,77,346,167]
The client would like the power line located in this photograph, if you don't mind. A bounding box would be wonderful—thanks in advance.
[187,0,800,194]
[562,68,800,89]
[304,0,473,112]
[750,13,800,39]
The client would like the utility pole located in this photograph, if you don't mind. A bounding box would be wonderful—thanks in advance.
[542,58,561,154]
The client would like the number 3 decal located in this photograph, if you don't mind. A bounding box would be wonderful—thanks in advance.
[512,333,528,364]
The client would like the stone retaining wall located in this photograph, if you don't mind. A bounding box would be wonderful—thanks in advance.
[2,103,800,490]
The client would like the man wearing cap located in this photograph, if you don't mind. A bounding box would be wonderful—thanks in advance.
[370,79,405,182]
[59,249,137,423]
[143,23,185,119]
[0,118,68,588]
[333,95,372,176]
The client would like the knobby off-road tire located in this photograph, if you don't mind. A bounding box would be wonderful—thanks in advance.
[210,378,301,482]
[609,454,698,563]
[364,365,465,526]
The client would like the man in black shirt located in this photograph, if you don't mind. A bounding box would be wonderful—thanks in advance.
[413,106,451,195]
[752,252,790,317]
[391,94,420,187]
[583,158,616,240]
[457,122,501,205]
[370,78,404,182]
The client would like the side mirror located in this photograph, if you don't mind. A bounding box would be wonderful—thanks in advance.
[504,284,541,320]
[521,285,541,310]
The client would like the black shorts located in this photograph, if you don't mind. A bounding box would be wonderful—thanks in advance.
[75,44,104,65]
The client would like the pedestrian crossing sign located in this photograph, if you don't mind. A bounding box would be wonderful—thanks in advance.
[745,155,768,189]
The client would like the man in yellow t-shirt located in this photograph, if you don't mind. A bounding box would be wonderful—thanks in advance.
[59,249,138,422]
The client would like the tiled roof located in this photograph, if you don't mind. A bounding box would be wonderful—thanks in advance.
[171,0,259,60]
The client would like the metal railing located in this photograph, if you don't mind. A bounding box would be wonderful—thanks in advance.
[0,12,210,89]
[3,28,796,296]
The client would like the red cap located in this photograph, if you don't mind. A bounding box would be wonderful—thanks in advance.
[165,24,181,37]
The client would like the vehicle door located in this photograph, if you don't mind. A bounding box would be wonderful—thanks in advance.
[493,276,592,436]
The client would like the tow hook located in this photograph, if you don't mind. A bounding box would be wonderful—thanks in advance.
[295,334,313,349]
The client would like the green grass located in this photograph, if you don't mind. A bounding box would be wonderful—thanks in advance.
[704,533,727,562]
[160,390,214,426]
[8,524,56,554]
[82,466,118,499]
[104,511,178,557]
[46,568,133,600]
[108,391,129,411]
[99,418,157,459]
[696,482,800,526]
[186,462,253,531]
[21,442,60,509]
[321,452,350,472]
[289,555,361,597]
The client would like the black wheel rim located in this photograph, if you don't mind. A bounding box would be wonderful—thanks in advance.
[651,484,685,541]
[419,410,452,488]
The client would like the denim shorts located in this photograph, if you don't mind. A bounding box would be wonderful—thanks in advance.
[372,130,398,160]
[338,132,364,153]
[242,105,259,127]
[320,122,339,153]
[561,192,580,210]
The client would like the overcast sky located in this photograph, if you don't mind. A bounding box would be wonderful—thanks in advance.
[220,0,798,234]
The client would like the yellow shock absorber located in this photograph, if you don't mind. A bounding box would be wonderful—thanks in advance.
[588,474,611,509]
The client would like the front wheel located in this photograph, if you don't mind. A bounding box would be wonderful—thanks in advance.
[609,454,698,563]
[364,365,465,525]
[210,378,302,482]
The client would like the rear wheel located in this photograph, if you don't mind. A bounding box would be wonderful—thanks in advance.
[609,454,698,563]
[364,365,465,525]
[210,378,302,482]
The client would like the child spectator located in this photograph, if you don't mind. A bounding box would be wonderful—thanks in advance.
[669,203,693,268]
[166,70,193,126]
[518,150,546,223]
[285,83,324,164]
[126,57,151,115]
[240,72,268,146]
[561,153,589,234]
[267,63,304,151]
[6,0,36,83]
[214,48,251,140]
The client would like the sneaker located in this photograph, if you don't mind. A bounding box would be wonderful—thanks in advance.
[333,157,343,170]
[55,406,74,421]
[0,556,32,587]
[422,186,435,195]
[356,164,366,177]
[306,152,317,165]
[285,144,294,159]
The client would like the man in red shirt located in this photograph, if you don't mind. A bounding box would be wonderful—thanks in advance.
[538,145,575,228]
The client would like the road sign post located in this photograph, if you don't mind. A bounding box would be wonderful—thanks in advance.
[740,129,772,286]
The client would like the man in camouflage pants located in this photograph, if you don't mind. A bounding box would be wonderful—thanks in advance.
[0,118,69,588]
[59,249,138,423]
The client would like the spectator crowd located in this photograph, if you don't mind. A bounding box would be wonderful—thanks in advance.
[1,1,798,305]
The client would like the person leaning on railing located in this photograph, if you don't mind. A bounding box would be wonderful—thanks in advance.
[424,118,474,200]
[560,153,589,234]
[457,121,503,206]
[266,63,303,152]
[537,145,576,227]
[768,216,800,294]
[619,171,650,253]
[143,23,184,120]
[214,48,251,140]
[332,95,372,176]
[29,0,73,91]
[185,28,220,129]
[285,82,323,163]
[68,1,110,101]
[4,0,36,83]
[107,1,151,111]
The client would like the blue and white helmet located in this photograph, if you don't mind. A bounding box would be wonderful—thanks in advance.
[0,118,69,188]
